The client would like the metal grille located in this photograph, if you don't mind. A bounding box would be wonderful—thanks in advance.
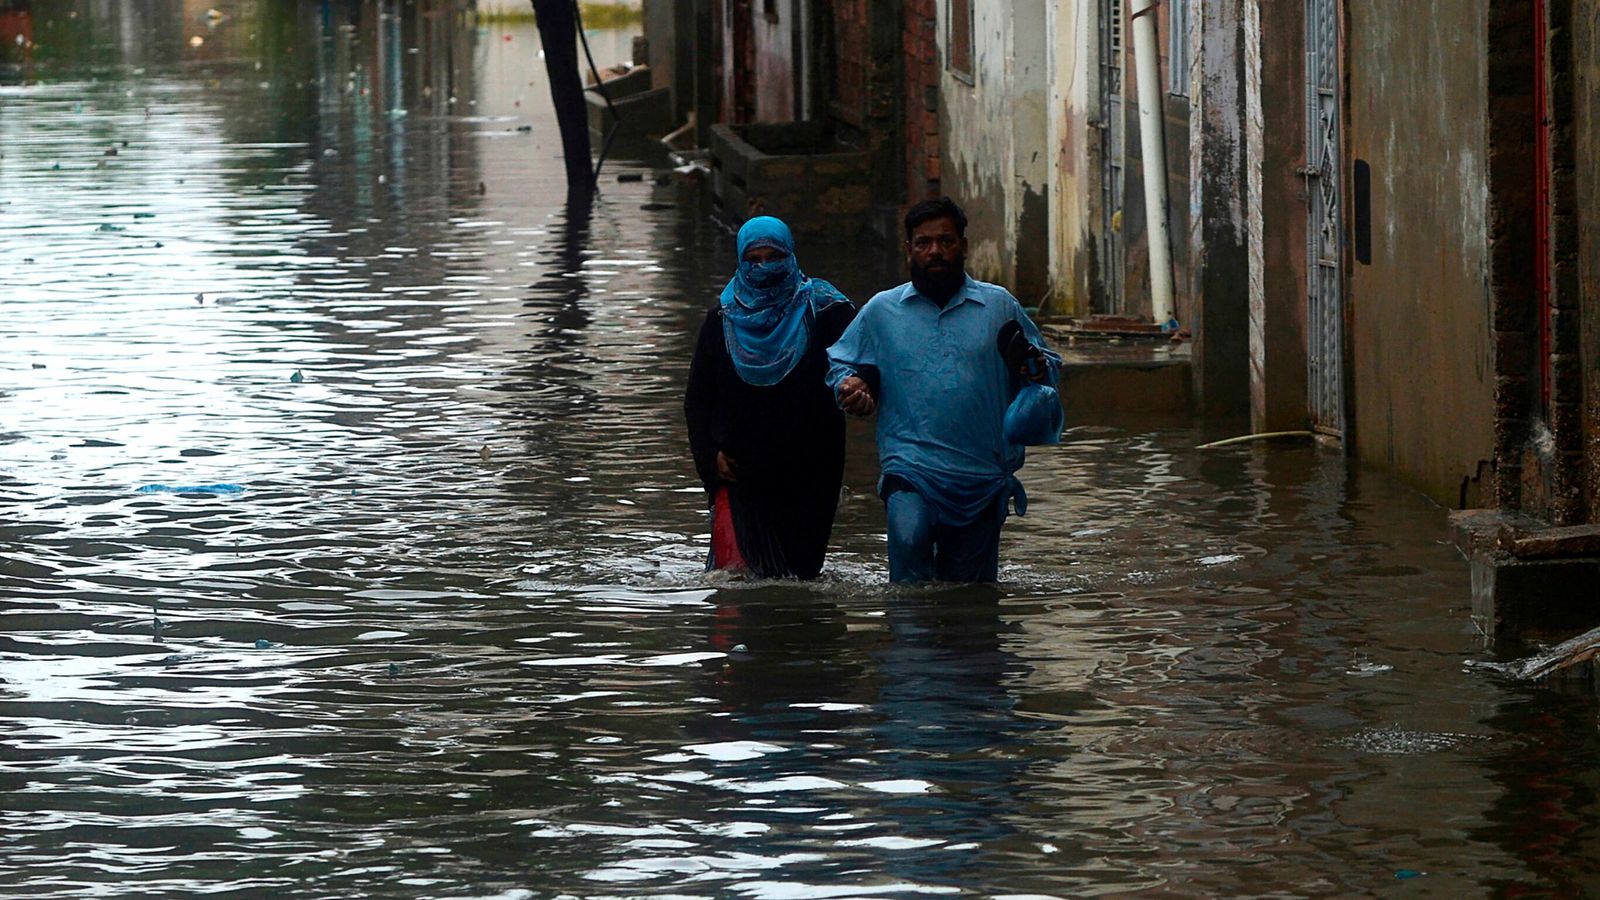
[1100,0,1126,312]
[1305,0,1344,437]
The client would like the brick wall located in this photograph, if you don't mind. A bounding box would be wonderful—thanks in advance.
[833,0,867,126]
[1487,0,1593,523]
[1487,0,1538,512]
[903,0,940,208]
[1578,0,1600,522]
[1545,0,1587,523]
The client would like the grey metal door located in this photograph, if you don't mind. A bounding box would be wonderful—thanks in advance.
[1100,0,1126,313]
[1305,0,1345,437]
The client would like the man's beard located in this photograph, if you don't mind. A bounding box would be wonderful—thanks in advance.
[909,257,966,305]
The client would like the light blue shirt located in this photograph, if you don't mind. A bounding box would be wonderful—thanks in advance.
[825,276,1061,525]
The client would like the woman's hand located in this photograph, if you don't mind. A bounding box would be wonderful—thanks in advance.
[716,451,739,482]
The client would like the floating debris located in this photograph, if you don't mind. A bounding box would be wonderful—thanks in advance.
[96,223,125,232]
[1475,623,1600,681]
[616,172,643,183]
[479,445,492,462]
[290,369,304,383]
[136,483,245,495]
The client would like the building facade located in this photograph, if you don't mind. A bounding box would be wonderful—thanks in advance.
[644,0,1600,630]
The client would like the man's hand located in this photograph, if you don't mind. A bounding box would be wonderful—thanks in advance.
[998,320,1048,382]
[716,451,739,482]
[837,376,877,417]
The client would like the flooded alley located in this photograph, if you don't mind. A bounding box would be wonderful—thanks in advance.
[4,3,1600,897]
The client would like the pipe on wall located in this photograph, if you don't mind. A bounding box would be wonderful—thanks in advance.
[1128,0,1177,325]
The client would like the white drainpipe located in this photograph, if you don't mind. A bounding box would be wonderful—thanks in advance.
[1128,0,1177,326]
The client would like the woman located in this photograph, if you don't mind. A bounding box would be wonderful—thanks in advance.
[684,216,856,579]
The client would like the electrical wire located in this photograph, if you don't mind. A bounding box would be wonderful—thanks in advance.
[573,0,620,191]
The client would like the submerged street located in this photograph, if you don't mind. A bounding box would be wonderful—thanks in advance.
[4,3,1600,896]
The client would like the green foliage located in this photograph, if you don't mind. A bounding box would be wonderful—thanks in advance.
[475,3,643,29]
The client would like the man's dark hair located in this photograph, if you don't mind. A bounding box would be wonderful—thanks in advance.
[904,197,967,242]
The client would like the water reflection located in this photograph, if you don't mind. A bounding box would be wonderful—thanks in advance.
[5,1,1600,897]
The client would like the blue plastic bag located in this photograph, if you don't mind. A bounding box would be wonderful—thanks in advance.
[1003,382,1064,446]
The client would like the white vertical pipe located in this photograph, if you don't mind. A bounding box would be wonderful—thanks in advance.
[1128,0,1177,325]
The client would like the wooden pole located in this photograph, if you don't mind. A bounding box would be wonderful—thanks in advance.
[531,0,593,196]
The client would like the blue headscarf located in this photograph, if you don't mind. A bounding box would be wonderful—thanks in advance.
[720,216,848,386]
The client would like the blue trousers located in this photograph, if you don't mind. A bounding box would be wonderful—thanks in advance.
[886,490,1004,584]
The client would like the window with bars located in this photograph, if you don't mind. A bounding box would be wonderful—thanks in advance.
[1167,0,1191,96]
[1105,0,1123,93]
[949,0,974,82]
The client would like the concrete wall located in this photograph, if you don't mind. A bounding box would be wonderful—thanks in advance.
[938,0,1051,306]
[1046,0,1097,315]
[1347,0,1495,505]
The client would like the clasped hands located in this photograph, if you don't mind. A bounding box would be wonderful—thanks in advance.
[837,376,876,417]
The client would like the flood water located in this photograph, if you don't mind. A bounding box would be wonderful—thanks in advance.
[5,3,1600,898]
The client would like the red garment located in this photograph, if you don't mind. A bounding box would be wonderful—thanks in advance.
[711,486,747,571]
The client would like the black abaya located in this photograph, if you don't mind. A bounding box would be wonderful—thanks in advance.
[683,301,857,579]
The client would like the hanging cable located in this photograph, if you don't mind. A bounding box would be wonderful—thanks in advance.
[573,0,621,190]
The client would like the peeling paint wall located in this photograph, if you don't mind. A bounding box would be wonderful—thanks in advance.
[938,0,1050,305]
[1348,0,1495,505]
[1046,0,1097,315]
[717,0,801,123]
[751,0,798,122]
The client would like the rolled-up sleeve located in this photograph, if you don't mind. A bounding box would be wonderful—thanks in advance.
[824,308,875,402]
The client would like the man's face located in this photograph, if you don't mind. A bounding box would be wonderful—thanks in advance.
[906,216,967,300]
[907,216,966,274]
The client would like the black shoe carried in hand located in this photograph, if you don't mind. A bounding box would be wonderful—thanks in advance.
[996,320,1042,378]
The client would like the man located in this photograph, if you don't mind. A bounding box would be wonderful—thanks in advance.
[826,197,1061,583]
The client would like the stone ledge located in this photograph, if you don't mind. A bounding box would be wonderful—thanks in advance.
[1450,509,1600,559]
[1055,344,1192,423]
[1470,553,1600,645]
[1454,510,1600,645]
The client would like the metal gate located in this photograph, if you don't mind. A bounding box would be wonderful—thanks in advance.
[1305,0,1345,437]
[1099,0,1126,313]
